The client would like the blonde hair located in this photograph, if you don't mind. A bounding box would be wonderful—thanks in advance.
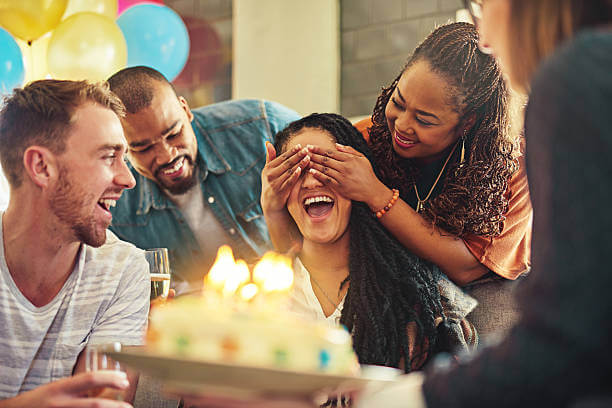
[507,0,612,91]
[0,80,125,188]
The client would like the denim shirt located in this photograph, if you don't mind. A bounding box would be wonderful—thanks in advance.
[110,99,300,283]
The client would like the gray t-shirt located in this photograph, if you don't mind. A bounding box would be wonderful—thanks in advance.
[0,222,150,398]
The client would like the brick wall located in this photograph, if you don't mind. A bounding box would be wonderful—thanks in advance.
[164,0,232,109]
[341,0,463,118]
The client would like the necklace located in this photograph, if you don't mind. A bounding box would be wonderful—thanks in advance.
[310,274,343,314]
[414,140,459,213]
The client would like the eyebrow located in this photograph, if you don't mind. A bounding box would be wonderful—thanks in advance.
[129,120,181,149]
[98,144,128,154]
[396,88,440,121]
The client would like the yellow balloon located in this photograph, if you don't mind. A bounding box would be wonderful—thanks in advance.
[62,0,117,20]
[0,0,68,42]
[18,33,52,84]
[47,12,127,81]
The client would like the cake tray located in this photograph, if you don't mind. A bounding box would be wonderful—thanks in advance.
[107,347,400,398]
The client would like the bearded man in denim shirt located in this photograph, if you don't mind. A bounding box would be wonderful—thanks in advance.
[107,66,300,291]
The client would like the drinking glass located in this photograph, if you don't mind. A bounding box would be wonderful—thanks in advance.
[85,342,125,400]
[145,248,171,301]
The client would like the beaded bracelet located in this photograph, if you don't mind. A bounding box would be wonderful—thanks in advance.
[374,188,399,219]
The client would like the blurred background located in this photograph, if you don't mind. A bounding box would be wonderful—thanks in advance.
[0,0,466,209]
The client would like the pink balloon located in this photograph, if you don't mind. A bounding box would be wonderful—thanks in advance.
[117,0,163,15]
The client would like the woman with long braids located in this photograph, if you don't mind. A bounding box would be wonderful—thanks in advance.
[277,114,476,372]
[261,23,532,336]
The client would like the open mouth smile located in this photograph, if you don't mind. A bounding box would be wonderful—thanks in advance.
[158,156,186,178]
[97,198,117,212]
[394,130,418,149]
[303,194,335,219]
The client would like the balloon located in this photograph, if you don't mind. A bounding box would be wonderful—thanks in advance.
[63,0,118,20]
[173,16,222,86]
[117,0,162,15]
[117,4,189,81]
[0,0,68,42]
[17,33,52,84]
[47,12,127,81]
[0,27,25,95]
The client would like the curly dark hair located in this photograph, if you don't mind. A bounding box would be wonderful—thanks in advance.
[275,113,447,371]
[369,22,519,237]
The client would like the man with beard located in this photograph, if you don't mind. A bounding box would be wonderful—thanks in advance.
[107,66,300,291]
[0,80,149,407]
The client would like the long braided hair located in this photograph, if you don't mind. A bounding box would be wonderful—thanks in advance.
[369,22,518,237]
[275,113,445,372]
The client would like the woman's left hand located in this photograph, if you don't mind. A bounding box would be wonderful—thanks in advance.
[307,143,387,206]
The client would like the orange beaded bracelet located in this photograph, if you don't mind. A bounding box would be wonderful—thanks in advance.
[374,188,399,219]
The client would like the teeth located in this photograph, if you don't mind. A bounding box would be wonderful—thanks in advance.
[98,199,117,209]
[162,157,183,175]
[304,196,334,206]
[396,132,415,144]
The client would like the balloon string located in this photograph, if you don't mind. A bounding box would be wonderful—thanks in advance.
[27,43,33,84]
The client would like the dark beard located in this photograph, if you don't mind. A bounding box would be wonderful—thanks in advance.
[49,166,107,248]
[155,156,198,195]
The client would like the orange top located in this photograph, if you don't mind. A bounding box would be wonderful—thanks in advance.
[354,118,532,280]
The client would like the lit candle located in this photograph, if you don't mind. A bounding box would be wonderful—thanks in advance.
[205,245,236,294]
[253,252,294,294]
[223,259,250,297]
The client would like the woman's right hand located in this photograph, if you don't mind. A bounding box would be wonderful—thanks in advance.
[260,141,310,214]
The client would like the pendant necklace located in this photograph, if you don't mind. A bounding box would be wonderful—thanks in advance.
[414,140,459,213]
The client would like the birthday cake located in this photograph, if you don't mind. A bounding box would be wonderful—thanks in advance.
[146,247,360,375]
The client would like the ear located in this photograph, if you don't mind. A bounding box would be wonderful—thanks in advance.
[178,96,194,122]
[23,146,57,189]
[461,113,477,135]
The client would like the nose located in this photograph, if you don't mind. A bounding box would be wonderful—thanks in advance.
[302,168,324,188]
[116,159,136,190]
[154,140,177,165]
[394,111,416,134]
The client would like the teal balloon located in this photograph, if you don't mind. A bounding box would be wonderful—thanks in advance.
[117,4,189,81]
[0,27,25,95]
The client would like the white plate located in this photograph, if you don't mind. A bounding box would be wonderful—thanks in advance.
[107,348,399,398]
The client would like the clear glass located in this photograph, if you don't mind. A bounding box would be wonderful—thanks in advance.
[145,248,171,301]
[85,342,125,400]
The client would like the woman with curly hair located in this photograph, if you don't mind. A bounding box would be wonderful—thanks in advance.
[262,23,532,336]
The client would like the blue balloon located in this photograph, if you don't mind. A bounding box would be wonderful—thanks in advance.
[117,4,190,82]
[0,27,25,95]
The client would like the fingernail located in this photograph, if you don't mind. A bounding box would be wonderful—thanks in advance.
[301,147,308,154]
[307,144,314,150]
[309,169,316,174]
[335,143,344,149]
[295,144,302,150]
[120,379,130,388]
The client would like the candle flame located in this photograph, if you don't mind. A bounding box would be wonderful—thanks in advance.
[204,246,294,299]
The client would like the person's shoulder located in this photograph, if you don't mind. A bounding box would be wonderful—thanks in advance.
[353,117,373,142]
[532,30,612,95]
[84,230,146,269]
[191,99,297,128]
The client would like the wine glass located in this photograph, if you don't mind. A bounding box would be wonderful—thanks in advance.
[145,248,171,301]
[85,342,125,400]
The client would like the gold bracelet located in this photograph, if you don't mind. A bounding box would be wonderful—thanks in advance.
[374,189,399,219]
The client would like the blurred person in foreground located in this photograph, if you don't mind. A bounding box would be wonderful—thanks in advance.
[173,0,612,406]
[0,80,149,407]
[359,0,612,406]
[107,67,300,292]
